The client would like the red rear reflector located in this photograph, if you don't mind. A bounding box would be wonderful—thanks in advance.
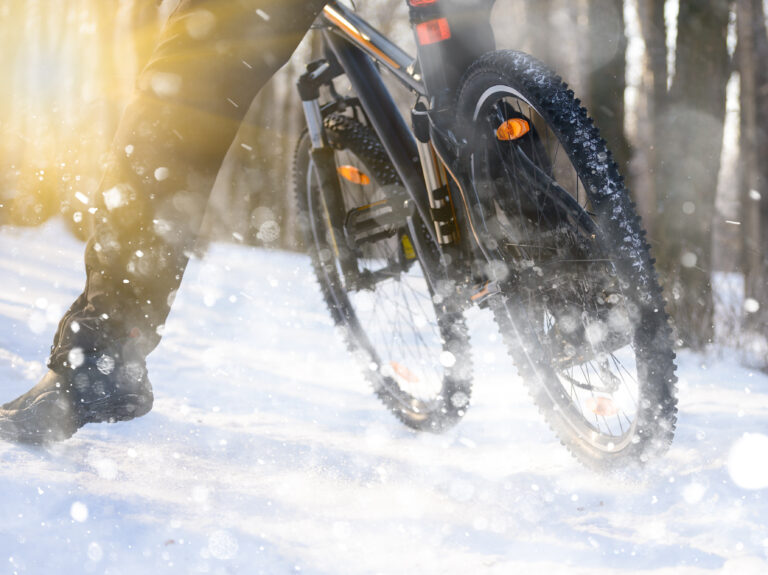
[408,0,438,5]
[416,18,451,45]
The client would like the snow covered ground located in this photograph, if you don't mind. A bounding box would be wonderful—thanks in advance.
[1,221,767,575]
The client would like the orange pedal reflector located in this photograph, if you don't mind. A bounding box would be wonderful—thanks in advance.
[390,361,420,384]
[416,18,451,45]
[337,165,371,185]
[496,118,530,141]
[586,396,619,417]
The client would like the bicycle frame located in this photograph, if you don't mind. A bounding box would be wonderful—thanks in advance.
[298,0,496,295]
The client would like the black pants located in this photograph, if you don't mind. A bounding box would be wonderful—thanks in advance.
[49,0,328,370]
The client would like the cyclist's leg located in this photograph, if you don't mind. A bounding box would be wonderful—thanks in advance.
[45,0,328,371]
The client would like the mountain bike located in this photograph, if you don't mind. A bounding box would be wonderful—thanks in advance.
[293,0,678,470]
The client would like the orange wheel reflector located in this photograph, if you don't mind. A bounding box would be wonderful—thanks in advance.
[496,118,530,141]
[586,396,619,417]
[337,165,371,185]
[390,361,420,384]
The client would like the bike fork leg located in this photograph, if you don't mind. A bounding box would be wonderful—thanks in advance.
[298,90,360,284]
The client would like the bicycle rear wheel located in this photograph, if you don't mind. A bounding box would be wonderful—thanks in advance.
[294,113,472,431]
[457,51,677,469]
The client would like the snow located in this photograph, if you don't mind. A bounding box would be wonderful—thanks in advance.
[1,220,768,574]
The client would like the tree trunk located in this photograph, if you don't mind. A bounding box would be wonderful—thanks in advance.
[637,0,668,237]
[655,0,730,349]
[587,0,631,175]
[739,0,768,340]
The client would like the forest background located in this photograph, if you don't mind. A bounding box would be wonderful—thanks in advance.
[0,0,765,364]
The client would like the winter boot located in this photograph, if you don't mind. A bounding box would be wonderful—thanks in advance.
[0,356,153,444]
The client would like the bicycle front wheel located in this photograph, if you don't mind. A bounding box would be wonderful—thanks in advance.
[457,51,677,469]
[294,113,472,432]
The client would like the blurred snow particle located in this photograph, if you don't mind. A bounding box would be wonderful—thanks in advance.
[27,310,47,334]
[257,220,280,243]
[744,298,760,314]
[90,457,118,480]
[255,8,270,21]
[154,166,170,182]
[125,144,134,157]
[682,481,707,504]
[96,354,115,375]
[103,185,127,211]
[680,251,697,268]
[87,542,103,562]
[203,290,219,307]
[749,189,762,201]
[154,218,172,238]
[185,10,216,39]
[484,259,509,282]
[150,72,182,98]
[728,433,768,489]
[450,391,469,408]
[207,530,238,560]
[192,485,210,504]
[585,322,607,346]
[682,201,695,215]
[252,206,280,243]
[440,351,456,368]
[70,501,88,522]
[68,347,85,369]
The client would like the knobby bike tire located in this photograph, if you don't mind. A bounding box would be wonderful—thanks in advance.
[294,113,473,432]
[456,51,677,469]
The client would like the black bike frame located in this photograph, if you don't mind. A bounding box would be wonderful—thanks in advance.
[301,0,496,290]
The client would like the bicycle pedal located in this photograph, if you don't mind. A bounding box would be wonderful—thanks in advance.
[344,188,411,247]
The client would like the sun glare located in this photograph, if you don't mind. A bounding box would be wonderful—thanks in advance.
[0,2,149,227]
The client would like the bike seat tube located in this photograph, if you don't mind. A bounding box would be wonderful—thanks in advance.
[407,0,496,105]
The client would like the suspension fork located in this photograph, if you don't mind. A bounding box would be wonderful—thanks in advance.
[297,59,360,285]
[317,32,462,294]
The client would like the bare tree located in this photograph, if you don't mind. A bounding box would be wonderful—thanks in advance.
[737,0,768,345]
[635,0,668,236]
[655,0,731,349]
[587,0,631,174]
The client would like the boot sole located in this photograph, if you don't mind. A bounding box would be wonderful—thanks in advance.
[0,391,153,444]
[0,391,79,444]
[81,392,154,424]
